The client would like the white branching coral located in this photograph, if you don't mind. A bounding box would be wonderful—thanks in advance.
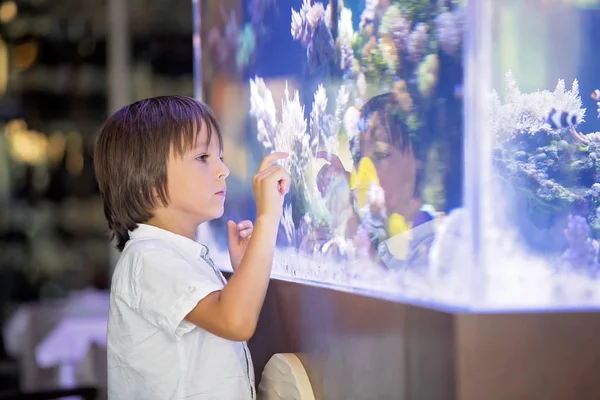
[338,7,355,47]
[276,83,310,176]
[249,76,278,149]
[249,77,356,243]
[309,84,329,150]
[291,0,331,46]
[309,84,350,154]
[280,203,297,247]
[343,106,361,141]
[249,77,310,188]
[490,71,584,142]
[335,85,350,123]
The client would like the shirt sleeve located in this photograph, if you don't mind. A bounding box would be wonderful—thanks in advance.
[131,249,223,340]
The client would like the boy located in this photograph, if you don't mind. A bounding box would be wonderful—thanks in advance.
[94,95,290,399]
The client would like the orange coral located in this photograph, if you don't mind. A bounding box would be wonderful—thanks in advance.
[393,80,413,112]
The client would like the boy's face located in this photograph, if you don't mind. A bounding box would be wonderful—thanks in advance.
[360,111,418,219]
[163,124,229,226]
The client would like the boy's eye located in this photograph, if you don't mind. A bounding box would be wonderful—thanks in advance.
[374,151,391,161]
[195,155,225,163]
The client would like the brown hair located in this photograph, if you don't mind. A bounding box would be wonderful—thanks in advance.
[359,92,411,154]
[94,95,223,251]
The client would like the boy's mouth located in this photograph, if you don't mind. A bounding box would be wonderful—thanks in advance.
[215,190,226,196]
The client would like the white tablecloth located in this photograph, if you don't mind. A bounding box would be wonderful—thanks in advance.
[3,288,109,395]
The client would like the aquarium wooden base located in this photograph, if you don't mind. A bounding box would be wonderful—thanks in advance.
[246,278,600,400]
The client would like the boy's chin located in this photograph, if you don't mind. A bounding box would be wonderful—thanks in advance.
[203,207,225,221]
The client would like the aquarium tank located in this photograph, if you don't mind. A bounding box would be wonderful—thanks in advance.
[193,0,600,311]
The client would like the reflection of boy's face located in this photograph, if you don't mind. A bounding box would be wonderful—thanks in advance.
[360,112,417,219]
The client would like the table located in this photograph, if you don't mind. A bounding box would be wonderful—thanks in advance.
[3,289,109,394]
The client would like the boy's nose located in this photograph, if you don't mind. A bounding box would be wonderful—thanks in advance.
[217,161,230,179]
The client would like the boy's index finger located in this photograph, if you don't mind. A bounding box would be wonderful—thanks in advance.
[258,152,289,172]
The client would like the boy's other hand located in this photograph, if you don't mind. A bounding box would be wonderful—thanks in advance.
[253,152,291,223]
[315,151,346,172]
[227,220,253,271]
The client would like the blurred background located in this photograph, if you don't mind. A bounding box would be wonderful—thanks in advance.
[0,0,195,397]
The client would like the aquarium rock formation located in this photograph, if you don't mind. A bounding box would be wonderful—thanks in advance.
[490,71,600,277]
[560,214,599,276]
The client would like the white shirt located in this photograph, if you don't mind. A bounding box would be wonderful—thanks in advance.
[107,224,255,400]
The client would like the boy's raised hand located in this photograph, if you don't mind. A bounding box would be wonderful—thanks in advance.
[227,152,290,272]
[252,152,291,222]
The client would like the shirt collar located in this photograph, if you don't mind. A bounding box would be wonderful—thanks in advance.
[128,223,209,259]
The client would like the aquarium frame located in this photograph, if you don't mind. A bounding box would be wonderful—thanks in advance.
[192,0,203,101]
[463,0,494,305]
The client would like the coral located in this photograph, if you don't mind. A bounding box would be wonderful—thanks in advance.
[249,76,278,149]
[343,106,361,141]
[324,174,354,241]
[392,80,414,113]
[337,7,355,45]
[401,0,438,22]
[276,83,310,178]
[379,4,410,54]
[360,0,384,30]
[249,77,313,208]
[361,36,377,59]
[291,0,336,72]
[334,85,351,128]
[280,204,311,249]
[377,36,399,72]
[338,8,356,76]
[340,43,356,76]
[416,54,439,98]
[309,84,339,153]
[357,181,389,251]
[434,8,463,56]
[491,72,600,262]
[356,72,368,104]
[249,77,357,246]
[406,22,429,64]
[307,18,337,72]
[490,71,584,142]
[560,214,599,276]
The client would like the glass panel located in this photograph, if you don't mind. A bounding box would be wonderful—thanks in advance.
[476,0,600,310]
[195,0,467,306]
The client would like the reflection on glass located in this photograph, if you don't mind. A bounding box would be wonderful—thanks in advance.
[197,0,466,307]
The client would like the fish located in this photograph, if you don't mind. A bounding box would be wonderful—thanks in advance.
[545,108,579,129]
[593,90,600,119]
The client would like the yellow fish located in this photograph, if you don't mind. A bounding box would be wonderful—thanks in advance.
[353,156,379,208]
[351,156,416,260]
[386,213,412,260]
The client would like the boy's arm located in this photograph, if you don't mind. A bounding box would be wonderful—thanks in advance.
[185,216,278,341]
[185,152,290,342]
